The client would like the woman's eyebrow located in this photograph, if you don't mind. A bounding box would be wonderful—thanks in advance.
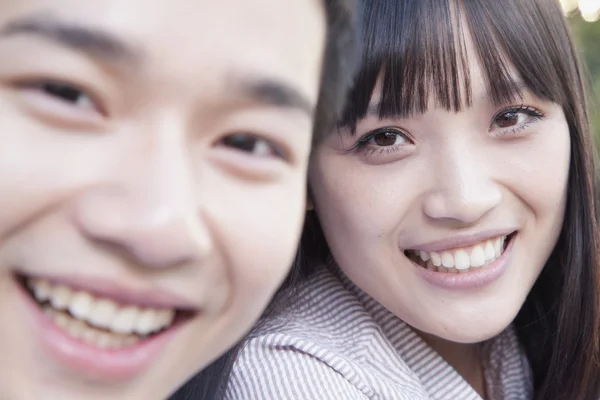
[0,13,143,70]
[473,79,530,105]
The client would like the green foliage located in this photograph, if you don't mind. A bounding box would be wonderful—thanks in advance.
[570,16,600,147]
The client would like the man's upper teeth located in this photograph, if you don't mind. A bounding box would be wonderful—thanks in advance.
[415,236,506,270]
[27,279,175,336]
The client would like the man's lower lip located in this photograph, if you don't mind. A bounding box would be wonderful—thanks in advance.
[16,278,189,381]
[412,236,515,290]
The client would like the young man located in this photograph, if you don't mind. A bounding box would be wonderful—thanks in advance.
[0,0,359,399]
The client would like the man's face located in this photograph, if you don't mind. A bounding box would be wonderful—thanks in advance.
[0,0,325,398]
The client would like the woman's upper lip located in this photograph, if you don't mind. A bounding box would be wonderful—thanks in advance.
[18,272,198,310]
[405,228,517,253]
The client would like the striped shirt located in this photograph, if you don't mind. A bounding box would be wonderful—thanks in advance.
[226,264,533,400]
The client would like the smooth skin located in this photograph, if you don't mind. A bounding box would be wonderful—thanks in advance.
[0,0,325,399]
[309,36,569,395]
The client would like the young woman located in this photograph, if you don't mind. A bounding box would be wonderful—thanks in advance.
[0,0,359,399]
[204,0,600,399]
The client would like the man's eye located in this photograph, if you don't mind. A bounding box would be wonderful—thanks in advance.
[22,81,96,110]
[219,134,282,158]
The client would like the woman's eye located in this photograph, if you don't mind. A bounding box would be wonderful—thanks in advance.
[350,127,412,160]
[220,134,283,158]
[492,111,527,129]
[365,130,408,147]
[490,106,544,132]
[24,81,96,110]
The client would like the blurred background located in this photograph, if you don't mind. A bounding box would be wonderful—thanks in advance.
[561,0,600,147]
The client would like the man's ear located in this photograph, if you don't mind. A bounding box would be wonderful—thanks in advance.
[306,185,315,211]
[306,194,314,211]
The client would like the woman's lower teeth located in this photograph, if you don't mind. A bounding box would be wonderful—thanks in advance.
[423,257,498,273]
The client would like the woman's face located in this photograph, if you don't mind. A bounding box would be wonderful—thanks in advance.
[0,0,325,399]
[310,41,570,344]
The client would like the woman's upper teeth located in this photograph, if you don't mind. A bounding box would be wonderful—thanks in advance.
[413,236,506,270]
[27,278,175,336]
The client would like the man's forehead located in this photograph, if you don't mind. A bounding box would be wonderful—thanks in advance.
[0,9,321,115]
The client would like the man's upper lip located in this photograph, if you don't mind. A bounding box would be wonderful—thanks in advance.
[406,229,517,253]
[20,273,197,310]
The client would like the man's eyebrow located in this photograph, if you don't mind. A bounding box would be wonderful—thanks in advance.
[240,78,316,118]
[0,14,142,67]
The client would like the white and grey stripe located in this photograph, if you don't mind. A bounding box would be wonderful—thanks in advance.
[226,264,533,399]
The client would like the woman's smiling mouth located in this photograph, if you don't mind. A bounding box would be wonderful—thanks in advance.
[406,233,515,274]
[403,232,518,290]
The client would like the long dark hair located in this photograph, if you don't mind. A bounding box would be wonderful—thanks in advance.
[176,0,600,399]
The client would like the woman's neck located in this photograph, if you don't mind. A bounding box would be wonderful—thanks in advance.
[417,331,487,399]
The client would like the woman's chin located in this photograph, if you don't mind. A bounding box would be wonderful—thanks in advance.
[414,318,513,345]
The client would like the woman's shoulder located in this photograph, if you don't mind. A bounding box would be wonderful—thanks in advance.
[250,264,388,356]
[225,325,429,400]
[224,330,374,399]
[224,265,429,400]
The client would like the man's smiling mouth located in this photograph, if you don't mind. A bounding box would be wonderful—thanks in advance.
[18,274,193,349]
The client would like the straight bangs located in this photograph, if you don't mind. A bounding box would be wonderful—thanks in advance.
[340,0,575,131]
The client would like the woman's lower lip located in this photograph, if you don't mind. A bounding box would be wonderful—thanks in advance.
[412,236,515,290]
[17,279,189,381]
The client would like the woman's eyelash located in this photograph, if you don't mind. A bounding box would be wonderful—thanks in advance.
[356,146,404,156]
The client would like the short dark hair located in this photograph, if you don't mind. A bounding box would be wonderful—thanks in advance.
[168,1,361,398]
